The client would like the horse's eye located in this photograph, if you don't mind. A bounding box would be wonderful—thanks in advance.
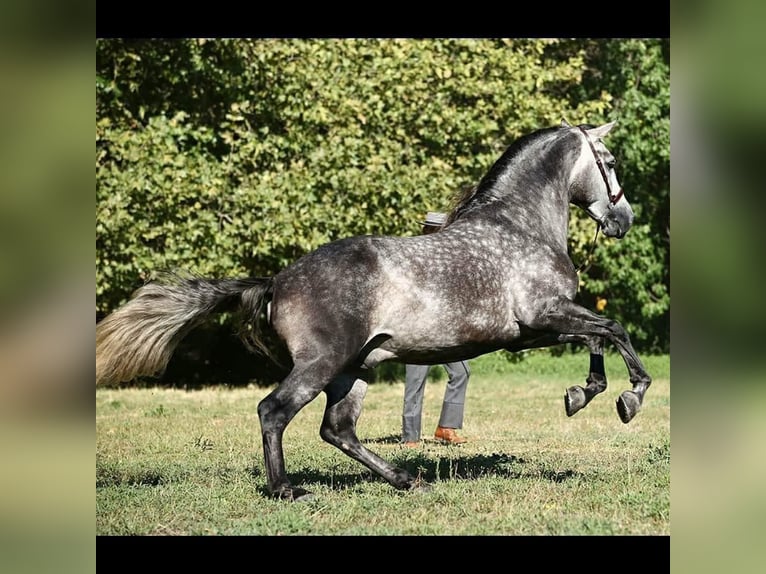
[606,159,616,169]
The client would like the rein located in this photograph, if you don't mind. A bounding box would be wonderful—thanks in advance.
[578,126,624,206]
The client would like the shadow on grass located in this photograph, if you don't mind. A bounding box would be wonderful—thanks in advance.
[247,445,581,496]
[97,443,579,494]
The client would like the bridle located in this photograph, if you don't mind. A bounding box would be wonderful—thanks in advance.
[573,125,624,274]
[578,126,624,206]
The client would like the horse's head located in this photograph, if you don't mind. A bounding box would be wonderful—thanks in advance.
[568,120,634,239]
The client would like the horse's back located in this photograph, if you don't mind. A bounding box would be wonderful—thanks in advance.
[269,233,510,360]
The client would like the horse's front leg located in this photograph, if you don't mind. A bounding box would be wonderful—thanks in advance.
[558,334,608,417]
[532,299,652,423]
[508,333,608,417]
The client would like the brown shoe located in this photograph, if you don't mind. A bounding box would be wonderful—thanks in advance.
[402,441,420,448]
[434,426,467,445]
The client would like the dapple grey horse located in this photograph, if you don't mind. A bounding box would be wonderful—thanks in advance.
[96,120,651,501]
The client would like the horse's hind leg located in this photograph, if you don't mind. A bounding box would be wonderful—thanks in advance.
[559,334,608,417]
[320,370,425,492]
[257,363,335,502]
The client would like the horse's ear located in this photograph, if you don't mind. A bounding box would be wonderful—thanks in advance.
[560,118,572,128]
[586,121,617,139]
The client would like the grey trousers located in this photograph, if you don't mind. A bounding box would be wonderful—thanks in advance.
[402,361,470,442]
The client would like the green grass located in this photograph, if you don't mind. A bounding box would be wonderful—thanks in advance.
[96,351,669,535]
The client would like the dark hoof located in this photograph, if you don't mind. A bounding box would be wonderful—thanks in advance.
[273,486,315,502]
[565,386,587,417]
[616,391,641,424]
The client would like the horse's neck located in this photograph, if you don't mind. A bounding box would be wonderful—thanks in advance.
[450,134,577,250]
[463,180,571,251]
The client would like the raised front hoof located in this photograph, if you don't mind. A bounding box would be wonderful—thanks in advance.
[565,386,587,417]
[616,391,642,424]
[272,486,315,502]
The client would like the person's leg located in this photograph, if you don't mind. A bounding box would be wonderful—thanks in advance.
[435,361,470,444]
[438,361,470,429]
[402,364,430,443]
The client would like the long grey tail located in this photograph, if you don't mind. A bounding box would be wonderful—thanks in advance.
[96,273,273,386]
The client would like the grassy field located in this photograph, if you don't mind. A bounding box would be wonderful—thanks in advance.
[96,351,669,535]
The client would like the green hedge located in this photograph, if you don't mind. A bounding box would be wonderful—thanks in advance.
[97,38,669,356]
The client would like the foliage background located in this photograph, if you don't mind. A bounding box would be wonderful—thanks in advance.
[96,38,670,383]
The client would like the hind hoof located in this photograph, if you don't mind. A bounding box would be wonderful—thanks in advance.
[565,386,587,417]
[616,391,641,423]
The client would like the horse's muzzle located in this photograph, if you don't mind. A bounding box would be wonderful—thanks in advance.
[601,219,626,238]
[600,205,634,239]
